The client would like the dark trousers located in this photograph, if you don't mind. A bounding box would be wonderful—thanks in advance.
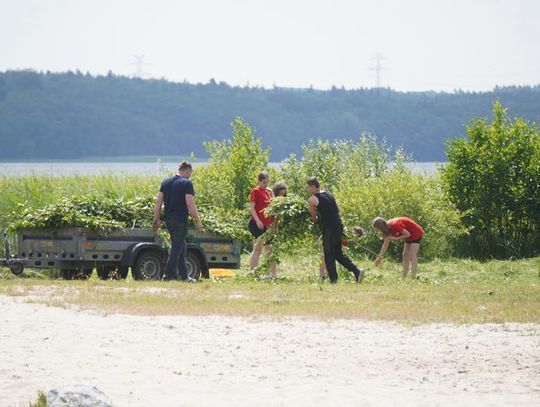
[322,225,360,283]
[163,218,188,280]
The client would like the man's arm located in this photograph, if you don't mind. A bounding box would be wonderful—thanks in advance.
[186,194,203,232]
[308,195,319,223]
[152,192,164,234]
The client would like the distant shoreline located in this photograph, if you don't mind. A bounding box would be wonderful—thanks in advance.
[0,161,444,176]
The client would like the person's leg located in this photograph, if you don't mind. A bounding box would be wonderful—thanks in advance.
[177,229,189,280]
[250,238,264,270]
[322,230,338,283]
[334,238,362,282]
[263,244,277,277]
[163,219,186,280]
[319,250,327,280]
[409,243,420,279]
[402,243,411,279]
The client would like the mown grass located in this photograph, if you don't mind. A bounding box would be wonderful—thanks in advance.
[1,256,538,324]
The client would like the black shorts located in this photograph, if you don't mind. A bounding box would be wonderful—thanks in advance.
[406,238,422,244]
[248,218,268,238]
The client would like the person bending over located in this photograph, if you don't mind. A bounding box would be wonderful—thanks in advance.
[372,216,424,279]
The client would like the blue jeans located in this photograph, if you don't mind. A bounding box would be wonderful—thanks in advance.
[163,218,188,280]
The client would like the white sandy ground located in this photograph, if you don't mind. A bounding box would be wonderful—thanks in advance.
[0,295,539,407]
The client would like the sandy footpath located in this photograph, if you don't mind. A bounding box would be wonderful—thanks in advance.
[1,295,539,407]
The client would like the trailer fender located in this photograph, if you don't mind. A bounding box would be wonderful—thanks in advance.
[187,244,210,278]
[121,243,168,267]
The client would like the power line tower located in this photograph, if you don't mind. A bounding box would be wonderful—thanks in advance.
[131,55,150,78]
[369,53,387,88]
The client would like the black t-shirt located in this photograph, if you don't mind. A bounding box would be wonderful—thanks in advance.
[159,175,195,222]
[315,191,343,230]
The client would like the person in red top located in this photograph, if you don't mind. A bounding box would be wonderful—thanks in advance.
[372,216,425,279]
[248,172,277,278]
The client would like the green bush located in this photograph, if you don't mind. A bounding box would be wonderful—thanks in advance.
[277,136,464,261]
[335,170,465,260]
[441,101,540,258]
[196,117,270,210]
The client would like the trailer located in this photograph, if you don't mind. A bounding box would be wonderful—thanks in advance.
[0,228,241,280]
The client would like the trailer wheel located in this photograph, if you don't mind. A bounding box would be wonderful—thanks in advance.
[9,262,24,276]
[133,251,163,280]
[97,265,129,280]
[186,251,202,281]
[60,268,92,280]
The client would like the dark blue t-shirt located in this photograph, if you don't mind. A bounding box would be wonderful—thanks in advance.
[159,175,195,222]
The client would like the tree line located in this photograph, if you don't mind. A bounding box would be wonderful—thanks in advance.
[0,69,539,161]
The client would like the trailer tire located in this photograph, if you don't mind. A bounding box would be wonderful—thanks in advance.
[132,250,163,281]
[97,265,129,280]
[186,251,202,281]
[9,262,24,276]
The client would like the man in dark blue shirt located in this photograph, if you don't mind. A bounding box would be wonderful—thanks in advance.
[153,161,203,281]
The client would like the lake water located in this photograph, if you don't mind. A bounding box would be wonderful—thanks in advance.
[0,161,443,176]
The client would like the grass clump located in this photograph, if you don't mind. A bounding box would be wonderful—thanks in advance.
[26,391,46,407]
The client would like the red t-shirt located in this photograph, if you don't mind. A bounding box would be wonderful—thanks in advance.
[387,217,424,242]
[249,186,273,227]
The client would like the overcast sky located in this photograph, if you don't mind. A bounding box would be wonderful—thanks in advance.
[1,0,539,91]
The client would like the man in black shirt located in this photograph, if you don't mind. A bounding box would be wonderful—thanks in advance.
[153,162,203,281]
[307,177,363,284]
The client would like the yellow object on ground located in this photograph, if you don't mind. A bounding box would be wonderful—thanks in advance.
[209,268,236,278]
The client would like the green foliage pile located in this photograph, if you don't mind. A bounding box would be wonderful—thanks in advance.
[9,195,154,231]
[263,195,314,252]
[192,207,251,242]
[441,101,540,258]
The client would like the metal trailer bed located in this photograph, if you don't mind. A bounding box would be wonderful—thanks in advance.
[1,228,241,280]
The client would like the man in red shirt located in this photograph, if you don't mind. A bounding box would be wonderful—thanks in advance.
[372,216,424,279]
[248,172,277,278]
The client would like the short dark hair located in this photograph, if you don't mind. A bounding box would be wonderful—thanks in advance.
[306,177,320,189]
[179,161,193,172]
[258,171,269,182]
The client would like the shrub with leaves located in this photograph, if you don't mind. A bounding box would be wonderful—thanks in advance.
[441,101,540,258]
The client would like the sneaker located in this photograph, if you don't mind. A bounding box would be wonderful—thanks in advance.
[181,277,197,283]
[258,274,275,281]
[356,268,364,284]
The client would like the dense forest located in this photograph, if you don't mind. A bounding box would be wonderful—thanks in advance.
[0,70,539,161]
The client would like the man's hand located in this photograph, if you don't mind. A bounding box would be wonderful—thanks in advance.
[256,219,264,230]
[196,220,204,232]
[152,218,161,235]
[374,256,382,267]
